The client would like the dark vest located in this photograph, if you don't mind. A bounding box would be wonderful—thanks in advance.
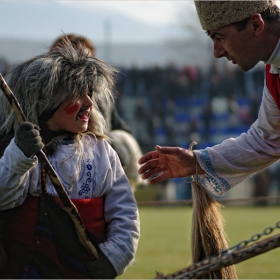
[0,195,105,279]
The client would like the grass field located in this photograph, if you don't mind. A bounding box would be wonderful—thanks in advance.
[118,205,280,279]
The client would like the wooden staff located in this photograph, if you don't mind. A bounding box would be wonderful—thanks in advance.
[0,74,99,259]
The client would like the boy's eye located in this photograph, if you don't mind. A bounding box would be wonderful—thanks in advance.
[87,92,93,98]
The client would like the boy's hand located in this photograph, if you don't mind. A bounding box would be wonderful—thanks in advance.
[15,122,44,157]
[86,250,117,279]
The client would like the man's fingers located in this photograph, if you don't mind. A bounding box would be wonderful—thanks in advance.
[148,172,166,185]
[140,166,162,180]
[138,150,159,164]
[138,158,159,174]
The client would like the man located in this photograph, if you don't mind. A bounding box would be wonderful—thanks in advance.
[138,0,280,197]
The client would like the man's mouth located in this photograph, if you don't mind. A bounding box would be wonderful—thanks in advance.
[228,57,237,64]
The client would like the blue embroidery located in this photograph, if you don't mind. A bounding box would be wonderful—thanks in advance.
[86,171,92,184]
[78,159,94,197]
[78,183,90,195]
[91,160,97,197]
[200,149,231,193]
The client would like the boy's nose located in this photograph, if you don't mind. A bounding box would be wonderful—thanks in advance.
[83,94,93,106]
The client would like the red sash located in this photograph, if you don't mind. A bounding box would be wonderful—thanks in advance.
[265,64,280,110]
[9,196,105,245]
[54,197,105,237]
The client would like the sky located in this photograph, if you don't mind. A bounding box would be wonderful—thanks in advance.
[1,0,280,67]
[0,1,197,44]
[2,0,280,42]
[58,1,193,26]
[53,0,280,26]
[3,0,280,44]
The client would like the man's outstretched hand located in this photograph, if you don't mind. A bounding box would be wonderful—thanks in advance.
[138,145,205,184]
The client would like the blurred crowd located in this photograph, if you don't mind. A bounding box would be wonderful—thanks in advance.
[112,61,279,203]
[114,61,264,153]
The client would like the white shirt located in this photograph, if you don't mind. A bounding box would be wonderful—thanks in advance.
[0,135,140,275]
[194,39,280,197]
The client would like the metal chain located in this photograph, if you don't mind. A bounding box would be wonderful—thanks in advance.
[223,220,280,253]
[176,233,280,279]
[158,221,280,279]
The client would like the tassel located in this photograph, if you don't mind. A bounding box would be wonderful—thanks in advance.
[190,142,237,279]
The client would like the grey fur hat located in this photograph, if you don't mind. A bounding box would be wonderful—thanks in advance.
[195,0,276,31]
[0,40,117,136]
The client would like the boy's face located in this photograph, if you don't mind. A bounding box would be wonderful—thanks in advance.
[46,94,93,133]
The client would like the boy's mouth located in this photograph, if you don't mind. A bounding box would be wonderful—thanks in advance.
[77,110,90,121]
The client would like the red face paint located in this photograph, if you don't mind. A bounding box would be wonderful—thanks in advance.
[65,103,79,115]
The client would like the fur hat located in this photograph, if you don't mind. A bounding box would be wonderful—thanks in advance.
[195,0,276,31]
[0,41,117,136]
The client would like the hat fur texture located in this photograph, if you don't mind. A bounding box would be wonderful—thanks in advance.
[0,41,117,136]
[195,0,276,30]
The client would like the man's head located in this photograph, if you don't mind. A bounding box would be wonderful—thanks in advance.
[195,0,276,31]
[194,0,279,72]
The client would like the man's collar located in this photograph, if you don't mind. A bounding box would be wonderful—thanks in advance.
[266,38,280,67]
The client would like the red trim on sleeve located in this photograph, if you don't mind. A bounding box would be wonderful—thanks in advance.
[265,64,280,110]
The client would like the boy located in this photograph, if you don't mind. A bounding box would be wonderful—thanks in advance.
[0,41,139,279]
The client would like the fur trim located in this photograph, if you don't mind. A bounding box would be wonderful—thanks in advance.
[0,40,118,139]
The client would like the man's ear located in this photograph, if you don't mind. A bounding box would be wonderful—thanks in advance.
[249,13,265,35]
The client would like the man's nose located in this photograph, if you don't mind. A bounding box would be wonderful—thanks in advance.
[213,42,226,58]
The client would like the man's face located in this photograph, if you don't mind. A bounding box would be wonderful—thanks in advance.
[208,24,260,72]
[46,93,93,133]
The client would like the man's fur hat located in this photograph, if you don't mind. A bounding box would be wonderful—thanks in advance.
[0,40,117,137]
[195,0,276,31]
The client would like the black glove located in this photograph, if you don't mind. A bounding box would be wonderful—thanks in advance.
[15,122,44,157]
[86,249,117,279]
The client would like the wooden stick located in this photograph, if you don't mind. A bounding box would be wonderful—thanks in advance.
[0,74,99,259]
